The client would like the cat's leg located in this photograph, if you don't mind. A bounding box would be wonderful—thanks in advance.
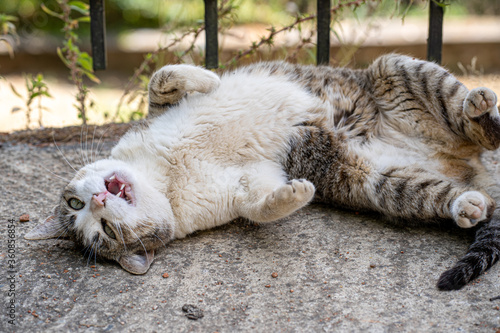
[363,167,496,228]
[370,55,500,150]
[234,162,315,222]
[285,127,496,228]
[324,164,496,228]
[148,64,220,117]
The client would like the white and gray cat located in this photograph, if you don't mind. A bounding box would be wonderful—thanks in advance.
[26,54,500,290]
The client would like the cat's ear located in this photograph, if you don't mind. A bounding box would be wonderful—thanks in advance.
[118,249,155,274]
[24,210,66,240]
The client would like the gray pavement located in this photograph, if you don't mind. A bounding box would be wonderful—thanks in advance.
[1,140,500,332]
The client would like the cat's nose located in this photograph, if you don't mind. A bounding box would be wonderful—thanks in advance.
[92,192,107,207]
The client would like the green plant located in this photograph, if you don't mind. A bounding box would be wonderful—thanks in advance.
[42,0,100,125]
[0,13,18,58]
[10,73,52,129]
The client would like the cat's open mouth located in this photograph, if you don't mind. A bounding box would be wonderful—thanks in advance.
[105,173,135,205]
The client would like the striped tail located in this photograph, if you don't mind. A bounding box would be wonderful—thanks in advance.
[437,218,500,290]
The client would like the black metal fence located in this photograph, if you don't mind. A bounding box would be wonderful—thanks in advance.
[89,0,445,71]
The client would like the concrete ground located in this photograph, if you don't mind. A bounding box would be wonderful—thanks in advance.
[1,137,500,333]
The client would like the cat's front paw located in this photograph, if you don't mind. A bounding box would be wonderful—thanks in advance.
[149,66,190,107]
[463,87,499,119]
[149,65,220,106]
[451,191,494,228]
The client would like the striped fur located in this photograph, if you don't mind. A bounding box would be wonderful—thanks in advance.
[27,54,500,286]
[234,54,500,289]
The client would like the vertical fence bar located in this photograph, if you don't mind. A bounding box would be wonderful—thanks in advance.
[204,0,218,69]
[427,0,443,64]
[89,0,107,70]
[317,0,331,65]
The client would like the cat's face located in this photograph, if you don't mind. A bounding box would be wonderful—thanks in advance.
[26,159,175,274]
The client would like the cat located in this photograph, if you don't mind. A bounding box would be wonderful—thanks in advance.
[25,54,500,290]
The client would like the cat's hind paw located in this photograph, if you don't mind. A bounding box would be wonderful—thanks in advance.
[463,87,499,119]
[451,191,494,228]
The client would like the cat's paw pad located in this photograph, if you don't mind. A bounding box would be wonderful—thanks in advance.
[268,179,315,209]
[464,87,499,118]
[451,191,492,228]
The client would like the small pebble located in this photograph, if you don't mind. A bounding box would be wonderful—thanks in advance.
[19,214,30,222]
[162,273,169,278]
[182,304,204,320]
[271,272,278,278]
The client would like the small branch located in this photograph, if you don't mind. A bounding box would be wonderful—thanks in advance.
[115,0,236,119]
[225,0,374,67]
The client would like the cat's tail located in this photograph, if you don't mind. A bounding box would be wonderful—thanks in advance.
[437,217,500,290]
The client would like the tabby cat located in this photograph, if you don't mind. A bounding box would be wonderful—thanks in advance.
[26,54,500,290]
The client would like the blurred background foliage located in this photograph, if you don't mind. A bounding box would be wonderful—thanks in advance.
[1,0,499,130]
[1,0,499,39]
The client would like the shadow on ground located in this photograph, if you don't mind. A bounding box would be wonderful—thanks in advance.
[1,136,499,332]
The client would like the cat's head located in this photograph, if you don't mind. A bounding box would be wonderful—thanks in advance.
[25,159,175,274]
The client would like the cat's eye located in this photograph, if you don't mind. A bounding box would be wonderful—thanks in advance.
[68,198,85,210]
[101,219,116,239]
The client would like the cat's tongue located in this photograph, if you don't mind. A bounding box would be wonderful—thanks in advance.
[107,179,123,195]
[105,174,134,205]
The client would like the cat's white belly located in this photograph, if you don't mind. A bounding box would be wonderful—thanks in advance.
[352,137,441,172]
[112,73,321,238]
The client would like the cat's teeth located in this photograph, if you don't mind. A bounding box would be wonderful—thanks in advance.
[120,184,125,190]
[109,175,115,180]
[117,191,123,197]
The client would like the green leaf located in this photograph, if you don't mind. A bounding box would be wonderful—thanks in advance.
[69,1,89,10]
[0,39,15,58]
[431,0,450,8]
[9,83,22,98]
[41,4,63,19]
[0,15,18,22]
[83,71,101,84]
[31,92,43,99]
[69,5,89,16]
[56,47,71,68]
[77,16,91,23]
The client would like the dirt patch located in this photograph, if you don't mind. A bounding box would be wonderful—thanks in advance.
[0,122,133,145]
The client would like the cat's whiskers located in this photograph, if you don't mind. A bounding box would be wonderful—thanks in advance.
[52,134,79,173]
[45,217,74,242]
[124,224,148,256]
[85,125,91,165]
[39,164,71,183]
[80,125,91,166]
[82,242,93,262]
[89,125,97,164]
[78,125,87,167]
[93,125,107,164]
[113,217,127,250]
[151,232,169,251]
[86,242,95,266]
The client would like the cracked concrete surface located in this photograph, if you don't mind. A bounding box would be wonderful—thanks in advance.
[1,140,500,332]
